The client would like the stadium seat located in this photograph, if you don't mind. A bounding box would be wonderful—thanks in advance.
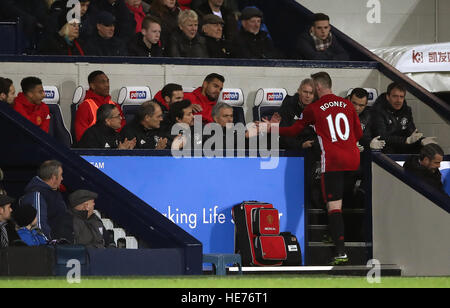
[71,86,88,143]
[346,88,379,106]
[112,228,127,245]
[218,88,246,125]
[183,87,196,93]
[43,86,72,147]
[125,236,139,249]
[253,88,287,121]
[117,86,152,124]
[101,218,114,231]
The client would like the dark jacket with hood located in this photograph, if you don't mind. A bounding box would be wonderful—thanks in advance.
[371,93,420,154]
[21,177,74,242]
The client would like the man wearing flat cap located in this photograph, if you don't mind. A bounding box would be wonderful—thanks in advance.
[69,190,116,248]
[195,0,239,41]
[201,14,234,58]
[232,7,281,59]
[85,11,128,56]
[0,194,14,249]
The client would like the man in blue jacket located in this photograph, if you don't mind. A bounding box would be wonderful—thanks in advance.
[21,160,74,243]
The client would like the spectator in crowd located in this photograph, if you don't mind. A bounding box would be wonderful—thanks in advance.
[195,0,238,41]
[371,82,437,154]
[13,77,50,133]
[152,83,184,128]
[295,13,349,61]
[120,101,169,149]
[168,9,209,58]
[69,189,116,248]
[233,7,280,59]
[278,78,318,151]
[85,11,128,56]
[128,16,164,57]
[0,194,14,249]
[90,0,135,41]
[184,73,224,124]
[0,77,16,106]
[75,70,126,142]
[150,0,181,47]
[349,88,385,152]
[21,160,74,242]
[404,143,447,195]
[77,104,136,149]
[78,0,97,40]
[14,204,48,246]
[125,0,146,33]
[38,13,87,56]
[201,14,234,58]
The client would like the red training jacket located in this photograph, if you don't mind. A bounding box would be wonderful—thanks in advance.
[13,92,50,133]
[184,87,216,124]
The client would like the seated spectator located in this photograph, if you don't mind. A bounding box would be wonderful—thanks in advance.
[13,77,50,133]
[38,14,87,56]
[69,189,116,248]
[168,9,209,58]
[79,0,97,41]
[14,204,48,247]
[90,0,135,42]
[152,83,184,128]
[75,70,126,142]
[233,7,281,59]
[184,73,224,124]
[278,78,318,152]
[77,104,137,149]
[372,82,437,154]
[195,0,238,41]
[0,77,16,106]
[120,101,169,149]
[201,14,234,58]
[21,160,74,242]
[125,0,146,33]
[128,16,164,57]
[85,11,128,56]
[295,13,349,61]
[349,88,385,152]
[404,143,447,195]
[150,0,181,47]
[0,194,14,249]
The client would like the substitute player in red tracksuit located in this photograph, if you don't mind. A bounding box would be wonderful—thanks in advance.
[13,77,50,133]
[264,72,363,265]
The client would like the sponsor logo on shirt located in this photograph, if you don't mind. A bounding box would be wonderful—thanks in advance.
[266,93,284,101]
[129,91,147,100]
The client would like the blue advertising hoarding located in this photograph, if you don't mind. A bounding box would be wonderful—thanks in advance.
[82,155,306,256]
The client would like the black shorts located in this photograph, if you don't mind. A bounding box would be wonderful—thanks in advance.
[320,171,351,203]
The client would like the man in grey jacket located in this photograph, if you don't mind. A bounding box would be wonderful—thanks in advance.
[69,190,116,248]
